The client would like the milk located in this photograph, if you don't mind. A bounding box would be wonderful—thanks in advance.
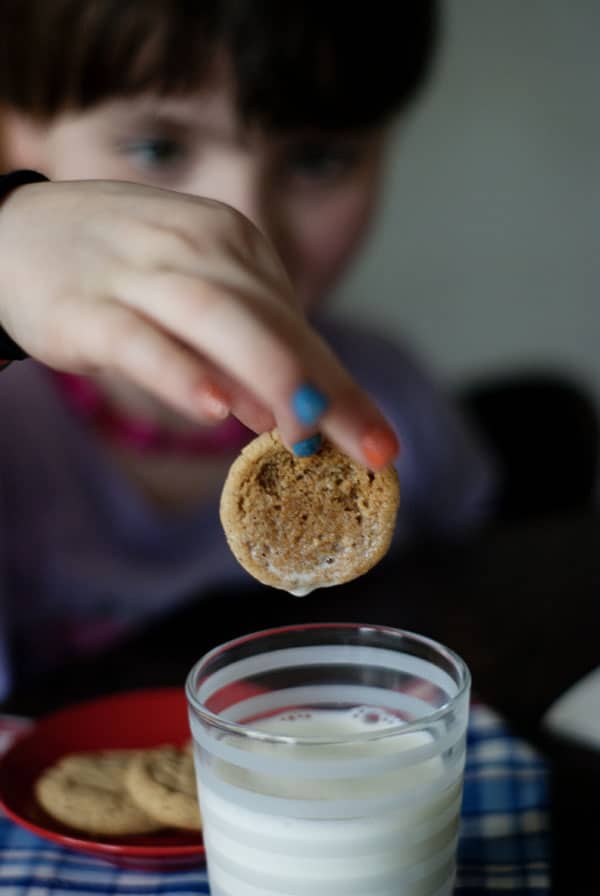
[193,707,463,896]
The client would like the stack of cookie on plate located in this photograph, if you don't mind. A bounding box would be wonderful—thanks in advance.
[35,744,201,836]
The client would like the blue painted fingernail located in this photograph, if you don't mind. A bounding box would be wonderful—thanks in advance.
[292,434,322,457]
[291,383,329,426]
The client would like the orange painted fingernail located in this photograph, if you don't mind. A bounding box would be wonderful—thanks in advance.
[361,426,400,469]
[197,382,230,421]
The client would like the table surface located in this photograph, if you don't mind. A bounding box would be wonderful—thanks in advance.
[4,507,600,894]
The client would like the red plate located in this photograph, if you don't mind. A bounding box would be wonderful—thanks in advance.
[0,688,205,870]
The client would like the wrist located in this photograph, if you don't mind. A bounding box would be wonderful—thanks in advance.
[0,170,49,368]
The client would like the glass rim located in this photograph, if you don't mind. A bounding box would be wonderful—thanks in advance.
[185,622,471,745]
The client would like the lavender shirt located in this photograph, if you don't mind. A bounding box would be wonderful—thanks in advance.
[0,315,496,699]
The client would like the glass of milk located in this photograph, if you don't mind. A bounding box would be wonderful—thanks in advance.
[186,623,470,896]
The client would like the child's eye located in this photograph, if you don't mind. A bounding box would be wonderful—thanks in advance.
[284,142,361,184]
[120,137,185,170]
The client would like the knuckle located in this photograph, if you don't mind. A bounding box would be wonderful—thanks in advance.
[159,270,225,316]
[137,221,196,267]
[211,200,259,245]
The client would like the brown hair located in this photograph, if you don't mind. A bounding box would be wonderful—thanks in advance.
[0,0,439,131]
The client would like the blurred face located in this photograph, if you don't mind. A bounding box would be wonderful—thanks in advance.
[4,64,388,310]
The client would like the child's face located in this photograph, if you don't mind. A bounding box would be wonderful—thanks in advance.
[5,68,388,310]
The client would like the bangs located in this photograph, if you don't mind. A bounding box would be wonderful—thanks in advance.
[225,2,438,131]
[0,1,219,117]
[0,0,438,131]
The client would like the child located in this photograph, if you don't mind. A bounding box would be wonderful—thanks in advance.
[0,0,495,698]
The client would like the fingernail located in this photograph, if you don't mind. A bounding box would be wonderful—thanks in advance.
[361,427,399,469]
[292,433,322,457]
[197,383,230,421]
[291,383,329,426]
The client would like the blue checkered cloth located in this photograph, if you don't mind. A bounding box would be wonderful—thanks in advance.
[0,704,550,895]
[457,705,550,894]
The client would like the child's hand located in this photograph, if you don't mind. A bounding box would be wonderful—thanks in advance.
[0,179,398,469]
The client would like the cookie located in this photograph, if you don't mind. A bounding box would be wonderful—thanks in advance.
[125,746,202,831]
[220,430,400,594]
[35,750,163,835]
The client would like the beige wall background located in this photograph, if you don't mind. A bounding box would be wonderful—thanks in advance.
[336,0,599,398]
